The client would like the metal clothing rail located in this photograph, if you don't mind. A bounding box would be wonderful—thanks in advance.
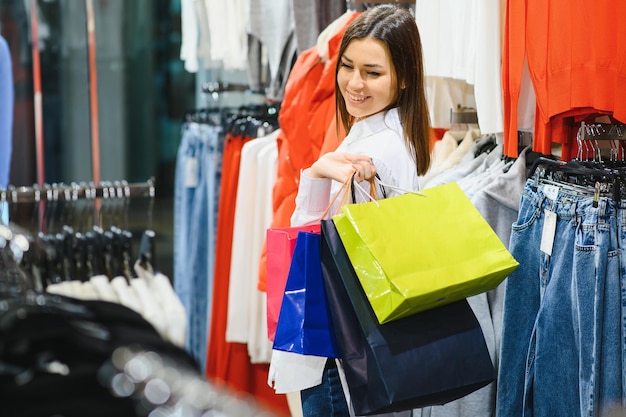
[202,81,266,96]
[0,178,155,204]
[352,0,415,3]
[578,121,626,141]
[450,107,479,125]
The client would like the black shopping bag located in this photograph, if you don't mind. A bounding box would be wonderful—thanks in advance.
[320,219,496,416]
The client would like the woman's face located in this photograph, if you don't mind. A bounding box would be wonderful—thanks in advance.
[337,37,397,120]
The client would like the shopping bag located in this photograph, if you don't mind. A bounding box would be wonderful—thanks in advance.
[272,230,339,358]
[333,181,519,323]
[320,219,495,415]
[266,223,320,341]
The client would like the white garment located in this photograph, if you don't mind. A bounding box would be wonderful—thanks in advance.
[247,135,279,363]
[269,108,419,394]
[46,281,76,298]
[204,0,248,69]
[415,0,503,134]
[67,281,85,299]
[290,108,419,227]
[424,77,476,130]
[79,281,99,300]
[134,262,188,348]
[129,277,168,338]
[225,130,278,364]
[153,272,188,348]
[180,0,200,72]
[110,276,143,314]
[90,274,120,303]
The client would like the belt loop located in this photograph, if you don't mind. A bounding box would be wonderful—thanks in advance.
[571,199,579,226]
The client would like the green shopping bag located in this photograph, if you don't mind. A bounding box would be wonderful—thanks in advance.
[332,181,519,324]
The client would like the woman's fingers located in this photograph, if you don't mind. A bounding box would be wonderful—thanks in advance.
[351,157,376,181]
[309,152,376,182]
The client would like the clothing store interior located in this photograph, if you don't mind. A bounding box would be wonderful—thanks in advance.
[1,0,625,416]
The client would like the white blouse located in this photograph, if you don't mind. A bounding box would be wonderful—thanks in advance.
[290,107,420,227]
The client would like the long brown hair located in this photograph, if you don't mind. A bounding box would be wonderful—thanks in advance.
[335,5,431,175]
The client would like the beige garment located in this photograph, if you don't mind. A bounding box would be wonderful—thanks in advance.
[420,128,480,188]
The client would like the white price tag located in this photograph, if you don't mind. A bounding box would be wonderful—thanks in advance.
[185,157,199,188]
[540,210,557,256]
[542,184,560,201]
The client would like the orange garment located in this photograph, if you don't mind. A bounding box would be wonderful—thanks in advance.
[206,132,289,416]
[257,12,360,292]
[432,128,447,142]
[502,0,626,158]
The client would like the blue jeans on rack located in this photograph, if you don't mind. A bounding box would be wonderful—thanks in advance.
[497,181,583,416]
[497,180,625,417]
[173,121,223,371]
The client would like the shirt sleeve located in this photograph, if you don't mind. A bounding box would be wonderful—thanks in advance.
[290,169,334,226]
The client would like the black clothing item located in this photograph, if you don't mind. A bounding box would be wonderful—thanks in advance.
[0,294,198,417]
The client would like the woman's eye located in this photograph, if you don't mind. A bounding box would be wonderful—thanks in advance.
[367,71,381,77]
[340,62,353,70]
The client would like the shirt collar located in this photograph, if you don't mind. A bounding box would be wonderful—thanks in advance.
[345,108,400,143]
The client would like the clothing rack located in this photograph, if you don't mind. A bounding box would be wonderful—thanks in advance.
[0,178,155,204]
[450,107,479,124]
[578,121,626,141]
[352,0,415,3]
[202,81,265,96]
[577,121,626,161]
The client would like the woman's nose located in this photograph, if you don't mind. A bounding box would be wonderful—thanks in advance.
[348,71,364,90]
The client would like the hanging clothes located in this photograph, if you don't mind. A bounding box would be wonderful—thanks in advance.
[502,0,626,158]
[225,129,279,364]
[497,173,619,416]
[0,294,196,417]
[0,34,13,190]
[0,182,201,416]
[257,10,359,293]
[247,0,298,101]
[497,127,626,416]
[203,0,248,70]
[173,115,224,370]
[413,140,528,417]
[205,116,289,415]
[414,0,504,134]
[291,0,347,54]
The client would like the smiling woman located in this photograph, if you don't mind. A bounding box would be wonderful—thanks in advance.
[337,37,397,120]
[268,5,433,416]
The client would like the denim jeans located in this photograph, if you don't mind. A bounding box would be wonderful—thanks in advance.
[570,197,619,416]
[618,202,626,413]
[173,121,223,370]
[497,181,585,416]
[497,180,626,417]
[301,360,350,417]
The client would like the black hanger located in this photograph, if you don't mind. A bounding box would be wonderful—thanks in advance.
[72,232,90,282]
[138,229,156,272]
[60,226,77,281]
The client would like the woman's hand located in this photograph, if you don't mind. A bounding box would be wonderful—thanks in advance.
[309,151,376,183]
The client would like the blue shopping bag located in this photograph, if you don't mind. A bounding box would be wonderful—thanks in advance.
[273,230,339,358]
